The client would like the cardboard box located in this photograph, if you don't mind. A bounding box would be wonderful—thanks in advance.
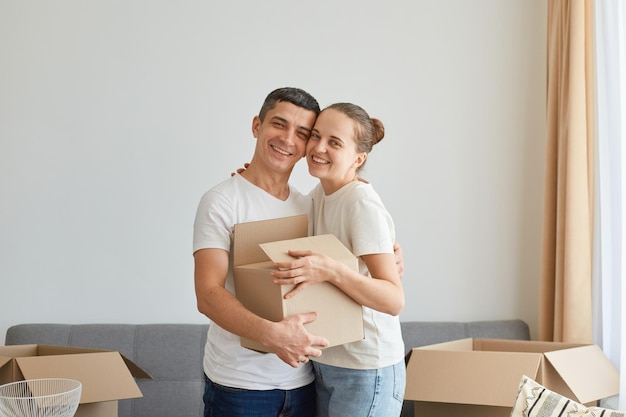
[0,344,152,417]
[404,338,620,417]
[233,214,365,352]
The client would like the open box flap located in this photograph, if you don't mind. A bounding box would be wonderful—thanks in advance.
[416,338,474,351]
[233,214,308,266]
[472,338,583,353]
[544,345,619,403]
[36,345,152,379]
[16,352,144,404]
[260,234,357,269]
[0,344,39,357]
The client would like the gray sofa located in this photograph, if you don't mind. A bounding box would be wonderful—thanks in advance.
[4,320,530,417]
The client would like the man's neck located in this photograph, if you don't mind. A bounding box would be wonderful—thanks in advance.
[240,165,291,201]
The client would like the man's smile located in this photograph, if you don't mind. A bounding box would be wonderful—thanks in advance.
[271,144,292,156]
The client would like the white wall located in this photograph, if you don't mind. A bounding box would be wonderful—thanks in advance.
[0,0,547,341]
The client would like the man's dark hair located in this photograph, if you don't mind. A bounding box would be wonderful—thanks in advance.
[258,87,320,121]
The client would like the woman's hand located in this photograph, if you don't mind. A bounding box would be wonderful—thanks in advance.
[230,162,250,176]
[272,248,404,315]
[271,250,343,299]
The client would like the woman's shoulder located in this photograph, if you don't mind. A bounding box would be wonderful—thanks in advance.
[351,179,378,197]
[350,181,388,211]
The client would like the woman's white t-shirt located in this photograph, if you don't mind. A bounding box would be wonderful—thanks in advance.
[309,180,405,369]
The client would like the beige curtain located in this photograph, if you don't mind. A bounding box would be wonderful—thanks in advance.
[539,0,595,343]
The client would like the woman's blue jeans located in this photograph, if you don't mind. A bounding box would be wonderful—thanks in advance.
[203,375,316,417]
[313,360,406,417]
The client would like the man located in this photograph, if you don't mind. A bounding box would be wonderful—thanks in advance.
[193,87,327,417]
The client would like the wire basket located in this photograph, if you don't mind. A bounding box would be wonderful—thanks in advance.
[0,378,82,417]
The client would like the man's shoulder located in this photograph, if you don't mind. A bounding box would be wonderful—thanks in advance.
[208,175,240,192]
[201,175,252,199]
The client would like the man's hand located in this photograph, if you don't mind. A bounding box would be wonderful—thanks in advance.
[195,249,327,368]
[266,312,329,368]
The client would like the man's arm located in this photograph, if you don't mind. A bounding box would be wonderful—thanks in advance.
[193,248,328,367]
[394,241,404,278]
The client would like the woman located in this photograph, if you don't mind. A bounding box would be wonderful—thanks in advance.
[271,102,406,417]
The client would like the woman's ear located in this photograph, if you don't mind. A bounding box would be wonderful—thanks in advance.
[354,152,367,168]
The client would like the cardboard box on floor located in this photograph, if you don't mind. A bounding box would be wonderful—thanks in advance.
[0,344,152,417]
[404,338,620,417]
[233,214,364,352]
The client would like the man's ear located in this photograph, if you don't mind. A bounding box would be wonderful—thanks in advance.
[251,116,261,138]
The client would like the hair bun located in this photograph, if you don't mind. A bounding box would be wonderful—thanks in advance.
[372,118,385,144]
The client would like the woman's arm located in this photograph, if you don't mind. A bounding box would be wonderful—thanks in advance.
[271,250,404,316]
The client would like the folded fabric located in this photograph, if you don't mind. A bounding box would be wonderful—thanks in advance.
[510,375,625,417]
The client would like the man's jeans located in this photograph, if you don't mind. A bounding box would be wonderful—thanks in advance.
[203,376,316,417]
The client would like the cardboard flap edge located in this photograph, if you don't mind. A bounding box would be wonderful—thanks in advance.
[544,345,620,402]
[261,234,356,266]
[233,214,308,266]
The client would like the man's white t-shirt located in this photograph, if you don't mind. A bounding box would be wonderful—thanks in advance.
[193,174,313,390]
